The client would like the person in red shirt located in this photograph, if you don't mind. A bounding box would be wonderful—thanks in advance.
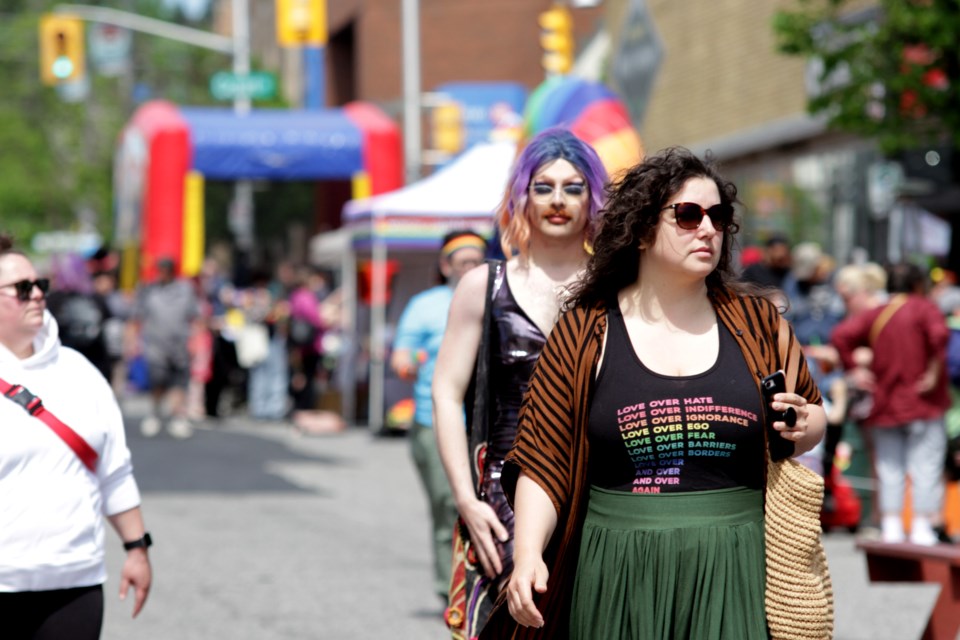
[832,262,951,545]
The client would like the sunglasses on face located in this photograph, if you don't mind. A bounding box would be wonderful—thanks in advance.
[663,202,735,231]
[529,182,587,202]
[0,278,50,302]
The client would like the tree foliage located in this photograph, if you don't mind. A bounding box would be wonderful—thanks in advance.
[0,0,229,245]
[773,0,960,155]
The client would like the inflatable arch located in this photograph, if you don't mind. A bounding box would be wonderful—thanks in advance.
[113,100,403,284]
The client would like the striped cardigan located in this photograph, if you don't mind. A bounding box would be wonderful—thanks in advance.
[480,288,822,639]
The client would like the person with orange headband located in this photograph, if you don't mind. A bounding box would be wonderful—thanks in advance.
[390,229,487,603]
[433,128,608,639]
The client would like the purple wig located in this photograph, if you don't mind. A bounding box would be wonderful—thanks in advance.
[497,127,608,258]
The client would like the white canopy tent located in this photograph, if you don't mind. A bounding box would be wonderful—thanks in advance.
[342,140,517,247]
[320,140,517,429]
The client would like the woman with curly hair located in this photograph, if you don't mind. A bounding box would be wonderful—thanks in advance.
[482,147,827,639]
[433,127,608,638]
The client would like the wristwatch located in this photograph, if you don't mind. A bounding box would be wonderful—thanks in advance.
[122,532,153,551]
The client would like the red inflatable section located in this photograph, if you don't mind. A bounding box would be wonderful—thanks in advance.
[344,102,404,195]
[130,101,190,282]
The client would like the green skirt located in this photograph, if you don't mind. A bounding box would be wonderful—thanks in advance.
[570,486,768,640]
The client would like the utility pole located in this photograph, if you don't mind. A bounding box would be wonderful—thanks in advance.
[231,0,255,253]
[363,0,421,431]
[232,0,250,116]
[401,0,421,185]
[275,0,327,108]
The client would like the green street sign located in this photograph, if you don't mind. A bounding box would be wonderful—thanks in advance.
[210,71,277,101]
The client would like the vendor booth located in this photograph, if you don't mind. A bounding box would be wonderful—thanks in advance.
[113,99,403,285]
[317,140,517,429]
[342,139,516,247]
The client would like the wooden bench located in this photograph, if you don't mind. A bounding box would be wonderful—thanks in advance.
[857,540,960,640]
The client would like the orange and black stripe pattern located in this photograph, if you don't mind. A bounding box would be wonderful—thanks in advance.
[480,289,822,639]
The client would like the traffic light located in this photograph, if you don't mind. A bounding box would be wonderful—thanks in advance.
[276,0,327,46]
[39,14,85,85]
[431,101,464,154]
[538,6,574,75]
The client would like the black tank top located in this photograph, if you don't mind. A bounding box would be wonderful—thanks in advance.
[486,269,548,463]
[587,305,765,493]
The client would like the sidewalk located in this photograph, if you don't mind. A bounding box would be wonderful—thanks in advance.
[825,532,938,640]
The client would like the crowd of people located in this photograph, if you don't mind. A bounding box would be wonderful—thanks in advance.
[742,240,957,546]
[4,127,959,638]
[38,251,347,441]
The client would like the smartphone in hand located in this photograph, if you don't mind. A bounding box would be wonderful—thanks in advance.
[761,371,796,428]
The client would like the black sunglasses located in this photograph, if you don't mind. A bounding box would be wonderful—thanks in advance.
[663,202,734,231]
[0,278,50,302]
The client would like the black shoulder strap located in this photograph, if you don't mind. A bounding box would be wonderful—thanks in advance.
[466,260,502,494]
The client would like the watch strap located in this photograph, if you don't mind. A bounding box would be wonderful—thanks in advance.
[123,532,152,551]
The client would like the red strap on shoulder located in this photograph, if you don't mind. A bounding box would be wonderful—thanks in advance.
[0,376,99,472]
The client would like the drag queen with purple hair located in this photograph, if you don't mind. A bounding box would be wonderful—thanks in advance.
[433,128,608,638]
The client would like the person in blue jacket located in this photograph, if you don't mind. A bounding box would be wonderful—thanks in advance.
[390,230,487,600]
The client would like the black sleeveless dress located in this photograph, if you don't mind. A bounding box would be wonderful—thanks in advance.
[481,264,547,578]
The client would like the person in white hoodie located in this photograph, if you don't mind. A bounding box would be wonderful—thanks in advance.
[0,234,152,638]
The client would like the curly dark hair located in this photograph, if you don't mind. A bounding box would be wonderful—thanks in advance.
[568,147,745,309]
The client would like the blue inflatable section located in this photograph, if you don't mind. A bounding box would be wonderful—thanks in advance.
[179,108,365,180]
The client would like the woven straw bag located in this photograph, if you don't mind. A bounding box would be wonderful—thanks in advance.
[764,317,834,639]
[764,454,834,639]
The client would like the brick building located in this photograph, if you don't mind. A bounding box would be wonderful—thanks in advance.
[215,0,953,267]
[220,0,603,112]
[602,0,952,267]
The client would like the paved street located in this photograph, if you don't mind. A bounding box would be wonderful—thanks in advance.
[102,397,449,640]
[102,397,945,640]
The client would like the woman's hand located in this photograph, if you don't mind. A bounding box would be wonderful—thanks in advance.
[770,391,809,440]
[772,393,827,456]
[506,551,548,628]
[506,474,557,628]
[108,508,152,618]
[458,497,509,578]
[119,548,152,618]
